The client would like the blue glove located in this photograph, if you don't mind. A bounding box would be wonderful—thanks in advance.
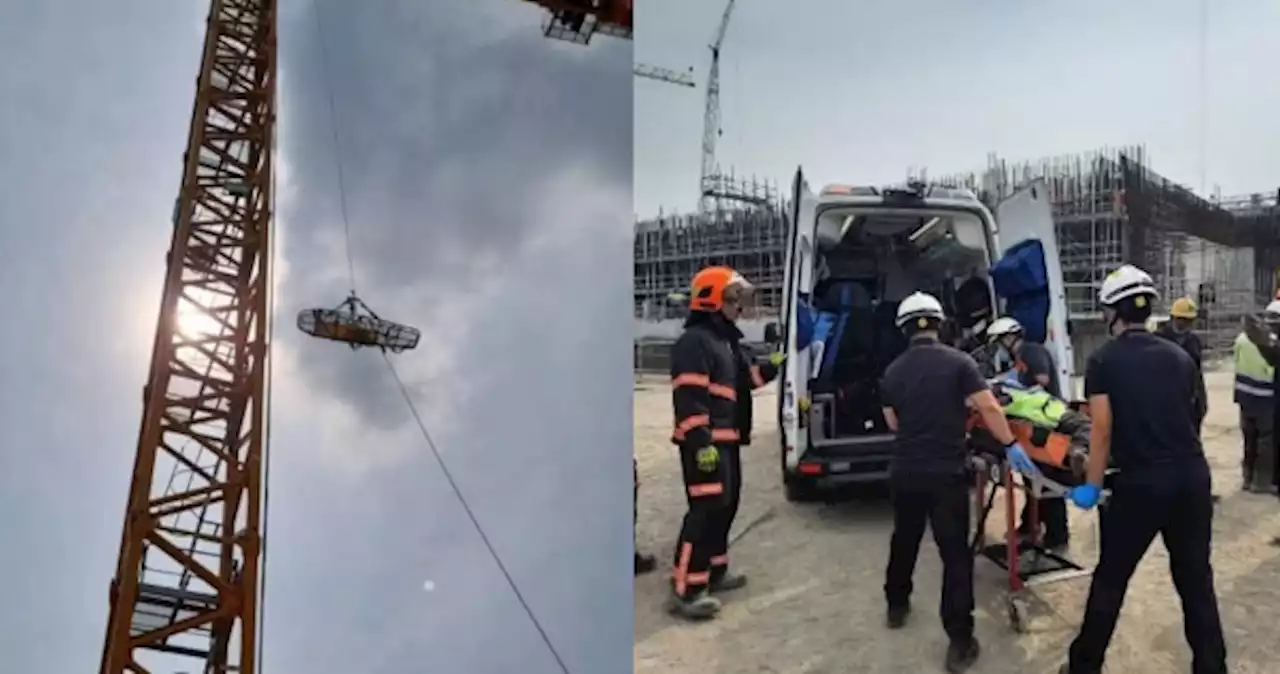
[1004,441,1039,476]
[1068,483,1102,509]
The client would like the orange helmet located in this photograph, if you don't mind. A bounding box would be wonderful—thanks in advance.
[689,266,753,312]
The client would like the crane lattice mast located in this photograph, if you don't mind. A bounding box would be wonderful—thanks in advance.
[699,0,737,215]
[99,0,276,672]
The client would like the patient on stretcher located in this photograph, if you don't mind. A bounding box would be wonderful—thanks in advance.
[968,378,1091,485]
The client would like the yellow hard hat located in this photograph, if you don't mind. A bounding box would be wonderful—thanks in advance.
[1169,297,1198,319]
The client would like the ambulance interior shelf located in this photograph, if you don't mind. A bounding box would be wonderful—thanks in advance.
[803,211,993,442]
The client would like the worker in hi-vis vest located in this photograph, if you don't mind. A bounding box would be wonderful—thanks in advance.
[1237,301,1280,494]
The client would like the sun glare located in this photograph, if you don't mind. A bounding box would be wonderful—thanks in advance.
[175,301,224,339]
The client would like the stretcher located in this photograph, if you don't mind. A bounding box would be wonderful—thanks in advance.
[966,399,1114,632]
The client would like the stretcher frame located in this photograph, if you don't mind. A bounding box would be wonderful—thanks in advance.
[967,414,1112,632]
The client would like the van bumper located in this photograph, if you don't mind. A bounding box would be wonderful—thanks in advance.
[787,438,894,487]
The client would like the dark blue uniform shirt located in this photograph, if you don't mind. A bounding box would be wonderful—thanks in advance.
[882,337,989,479]
[1084,329,1206,474]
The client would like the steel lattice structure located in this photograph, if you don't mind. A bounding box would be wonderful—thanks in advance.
[99,0,276,672]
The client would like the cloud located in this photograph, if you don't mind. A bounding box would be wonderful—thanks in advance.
[275,0,630,445]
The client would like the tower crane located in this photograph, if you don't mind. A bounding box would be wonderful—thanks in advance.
[522,0,632,44]
[633,63,695,88]
[98,1,276,672]
[699,0,737,215]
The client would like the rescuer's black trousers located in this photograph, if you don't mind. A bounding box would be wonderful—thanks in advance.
[708,446,742,584]
[1065,463,1227,674]
[672,443,740,597]
[1018,496,1069,545]
[1241,409,1275,490]
[883,471,975,644]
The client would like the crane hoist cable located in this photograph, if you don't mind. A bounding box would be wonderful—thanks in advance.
[307,2,571,672]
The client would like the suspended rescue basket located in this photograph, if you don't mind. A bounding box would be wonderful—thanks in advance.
[296,294,421,353]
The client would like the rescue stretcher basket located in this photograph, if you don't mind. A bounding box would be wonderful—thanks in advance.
[296,294,420,353]
[967,403,1116,633]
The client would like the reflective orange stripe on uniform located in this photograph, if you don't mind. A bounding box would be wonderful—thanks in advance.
[672,414,710,440]
[710,554,728,566]
[708,383,736,400]
[674,373,736,400]
[672,373,710,388]
[672,545,711,596]
[673,542,693,596]
[689,482,723,497]
[749,365,766,388]
[710,428,739,442]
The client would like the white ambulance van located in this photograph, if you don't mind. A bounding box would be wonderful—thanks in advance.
[765,170,1074,501]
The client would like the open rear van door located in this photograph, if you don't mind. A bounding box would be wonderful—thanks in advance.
[993,180,1077,398]
[779,167,819,472]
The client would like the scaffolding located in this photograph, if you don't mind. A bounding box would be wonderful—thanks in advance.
[634,148,1280,366]
[634,173,783,320]
[912,147,1280,363]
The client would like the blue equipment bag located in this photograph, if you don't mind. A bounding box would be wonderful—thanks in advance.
[990,239,1050,344]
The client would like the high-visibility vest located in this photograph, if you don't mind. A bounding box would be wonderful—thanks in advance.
[1234,332,1274,408]
[1003,387,1068,428]
[991,384,1074,467]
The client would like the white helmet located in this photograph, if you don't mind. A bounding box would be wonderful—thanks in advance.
[987,316,1023,341]
[896,291,945,327]
[1098,265,1158,307]
[1265,300,1280,316]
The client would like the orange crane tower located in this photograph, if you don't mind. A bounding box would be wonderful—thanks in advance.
[99,0,277,672]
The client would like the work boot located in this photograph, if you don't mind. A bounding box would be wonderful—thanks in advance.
[710,571,747,593]
[944,638,980,673]
[886,604,910,629]
[634,553,656,576]
[666,589,721,620]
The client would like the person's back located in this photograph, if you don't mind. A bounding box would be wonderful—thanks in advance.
[1087,330,1204,474]
[1157,321,1203,371]
[883,340,979,479]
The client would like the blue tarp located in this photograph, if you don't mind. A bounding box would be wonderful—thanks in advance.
[990,239,1050,344]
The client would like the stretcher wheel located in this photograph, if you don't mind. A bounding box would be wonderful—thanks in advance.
[1007,596,1029,633]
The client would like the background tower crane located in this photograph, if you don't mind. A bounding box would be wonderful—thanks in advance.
[699,0,737,216]
[99,0,276,672]
[633,63,695,88]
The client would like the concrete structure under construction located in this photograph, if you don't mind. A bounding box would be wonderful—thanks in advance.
[634,147,1280,373]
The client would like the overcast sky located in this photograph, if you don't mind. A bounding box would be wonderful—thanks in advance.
[0,1,632,673]
[635,0,1280,216]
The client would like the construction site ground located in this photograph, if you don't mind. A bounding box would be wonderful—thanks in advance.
[634,370,1280,674]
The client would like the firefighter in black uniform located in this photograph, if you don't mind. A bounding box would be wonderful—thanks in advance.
[881,292,1035,673]
[667,265,781,620]
[1059,265,1226,674]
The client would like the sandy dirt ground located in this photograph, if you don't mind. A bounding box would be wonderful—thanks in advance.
[634,370,1280,674]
